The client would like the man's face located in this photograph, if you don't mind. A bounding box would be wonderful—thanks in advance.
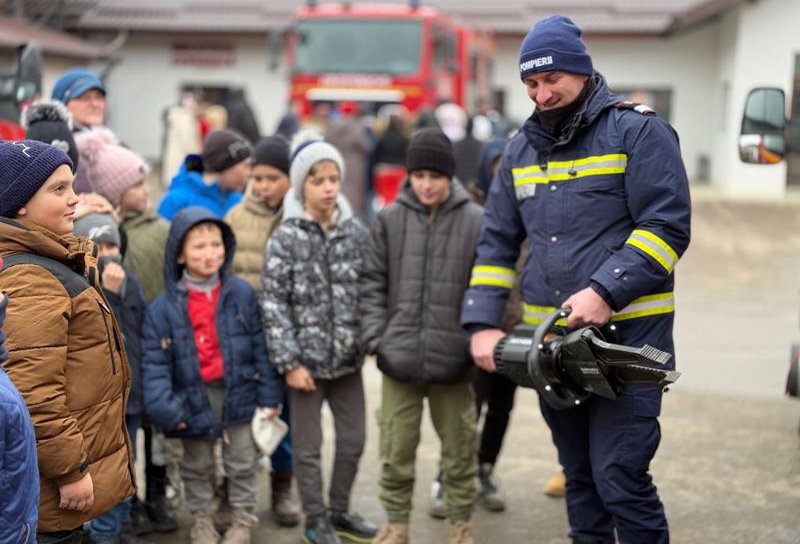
[16,164,79,235]
[67,88,106,127]
[523,71,588,111]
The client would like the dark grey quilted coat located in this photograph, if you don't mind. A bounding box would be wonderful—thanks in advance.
[260,193,368,380]
[360,180,483,383]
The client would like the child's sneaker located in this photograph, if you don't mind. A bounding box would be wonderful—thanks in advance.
[329,510,378,543]
[428,478,447,520]
[477,463,506,512]
[303,514,341,544]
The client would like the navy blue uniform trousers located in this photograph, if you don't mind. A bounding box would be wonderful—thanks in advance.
[539,385,668,544]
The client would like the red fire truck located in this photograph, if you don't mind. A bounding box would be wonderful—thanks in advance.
[288,2,494,117]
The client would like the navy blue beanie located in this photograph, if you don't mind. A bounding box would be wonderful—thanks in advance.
[519,15,593,80]
[0,140,73,218]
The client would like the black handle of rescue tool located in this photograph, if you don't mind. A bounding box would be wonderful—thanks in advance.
[528,307,590,410]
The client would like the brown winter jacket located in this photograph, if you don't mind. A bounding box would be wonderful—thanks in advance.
[0,217,135,532]
[224,186,282,293]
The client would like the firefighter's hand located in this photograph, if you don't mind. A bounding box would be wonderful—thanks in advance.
[101,262,126,294]
[470,328,506,373]
[59,471,94,512]
[286,366,316,392]
[563,287,612,328]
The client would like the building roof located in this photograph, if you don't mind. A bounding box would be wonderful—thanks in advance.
[6,0,742,35]
[0,12,108,57]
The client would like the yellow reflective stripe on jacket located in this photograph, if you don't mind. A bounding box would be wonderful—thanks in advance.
[469,265,516,289]
[625,229,679,273]
[611,292,674,321]
[522,292,674,325]
[511,154,627,199]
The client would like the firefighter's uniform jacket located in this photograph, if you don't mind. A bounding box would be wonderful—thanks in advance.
[461,73,691,368]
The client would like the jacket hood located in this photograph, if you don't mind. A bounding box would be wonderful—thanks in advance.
[476,139,509,194]
[168,161,226,199]
[523,72,623,151]
[164,206,236,292]
[0,217,94,273]
[281,187,354,226]
[396,177,471,214]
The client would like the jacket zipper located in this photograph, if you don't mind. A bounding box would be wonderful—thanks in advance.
[322,229,335,364]
[419,209,436,371]
[97,300,117,375]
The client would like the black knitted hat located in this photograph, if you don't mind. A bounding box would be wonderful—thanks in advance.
[406,128,455,179]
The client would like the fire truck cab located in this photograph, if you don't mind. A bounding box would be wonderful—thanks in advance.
[288,2,493,117]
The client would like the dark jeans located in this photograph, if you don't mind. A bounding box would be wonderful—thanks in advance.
[473,368,517,465]
[37,528,84,544]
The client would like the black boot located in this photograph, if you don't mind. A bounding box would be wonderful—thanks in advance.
[128,496,153,535]
[144,465,178,533]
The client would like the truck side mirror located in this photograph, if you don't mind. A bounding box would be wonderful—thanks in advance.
[15,44,42,108]
[739,87,787,165]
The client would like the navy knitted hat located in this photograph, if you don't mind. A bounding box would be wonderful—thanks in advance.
[519,15,593,80]
[253,135,290,175]
[0,140,73,218]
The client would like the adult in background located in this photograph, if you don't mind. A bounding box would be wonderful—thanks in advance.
[462,15,691,544]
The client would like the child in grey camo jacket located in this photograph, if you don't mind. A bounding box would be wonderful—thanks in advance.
[259,134,378,544]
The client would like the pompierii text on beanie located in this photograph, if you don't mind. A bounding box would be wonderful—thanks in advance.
[0,140,73,218]
[519,15,593,80]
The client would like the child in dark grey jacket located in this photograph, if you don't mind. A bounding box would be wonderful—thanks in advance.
[260,135,377,544]
[360,128,484,544]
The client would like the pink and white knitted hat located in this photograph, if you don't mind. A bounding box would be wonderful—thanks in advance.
[75,128,149,207]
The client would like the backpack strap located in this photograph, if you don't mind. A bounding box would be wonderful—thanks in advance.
[1,252,91,299]
[615,101,657,116]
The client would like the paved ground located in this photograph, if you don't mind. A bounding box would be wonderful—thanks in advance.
[145,189,800,543]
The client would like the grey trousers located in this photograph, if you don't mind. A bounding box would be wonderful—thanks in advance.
[289,370,366,517]
[180,382,258,515]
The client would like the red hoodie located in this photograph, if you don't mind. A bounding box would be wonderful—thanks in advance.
[187,283,224,383]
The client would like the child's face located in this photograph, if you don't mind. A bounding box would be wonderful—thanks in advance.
[303,160,340,218]
[96,242,120,258]
[16,164,79,235]
[119,180,149,213]
[218,158,252,193]
[178,223,225,280]
[251,164,291,208]
[410,169,450,210]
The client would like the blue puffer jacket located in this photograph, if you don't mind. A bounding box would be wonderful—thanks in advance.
[0,295,39,544]
[157,157,242,221]
[462,73,691,374]
[141,207,282,440]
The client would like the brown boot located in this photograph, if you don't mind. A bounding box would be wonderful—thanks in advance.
[271,471,301,527]
[373,523,409,544]
[220,511,258,544]
[544,471,566,498]
[448,520,474,544]
[190,514,221,544]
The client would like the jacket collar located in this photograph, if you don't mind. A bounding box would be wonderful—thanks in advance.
[0,217,94,275]
[522,72,623,152]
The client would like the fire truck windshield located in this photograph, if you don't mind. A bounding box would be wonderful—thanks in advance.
[295,19,422,75]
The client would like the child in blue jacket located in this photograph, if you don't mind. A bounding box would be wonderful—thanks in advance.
[0,289,39,544]
[141,206,282,544]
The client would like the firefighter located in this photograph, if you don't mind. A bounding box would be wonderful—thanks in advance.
[461,15,691,544]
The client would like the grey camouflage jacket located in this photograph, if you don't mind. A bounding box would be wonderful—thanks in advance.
[260,192,368,380]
